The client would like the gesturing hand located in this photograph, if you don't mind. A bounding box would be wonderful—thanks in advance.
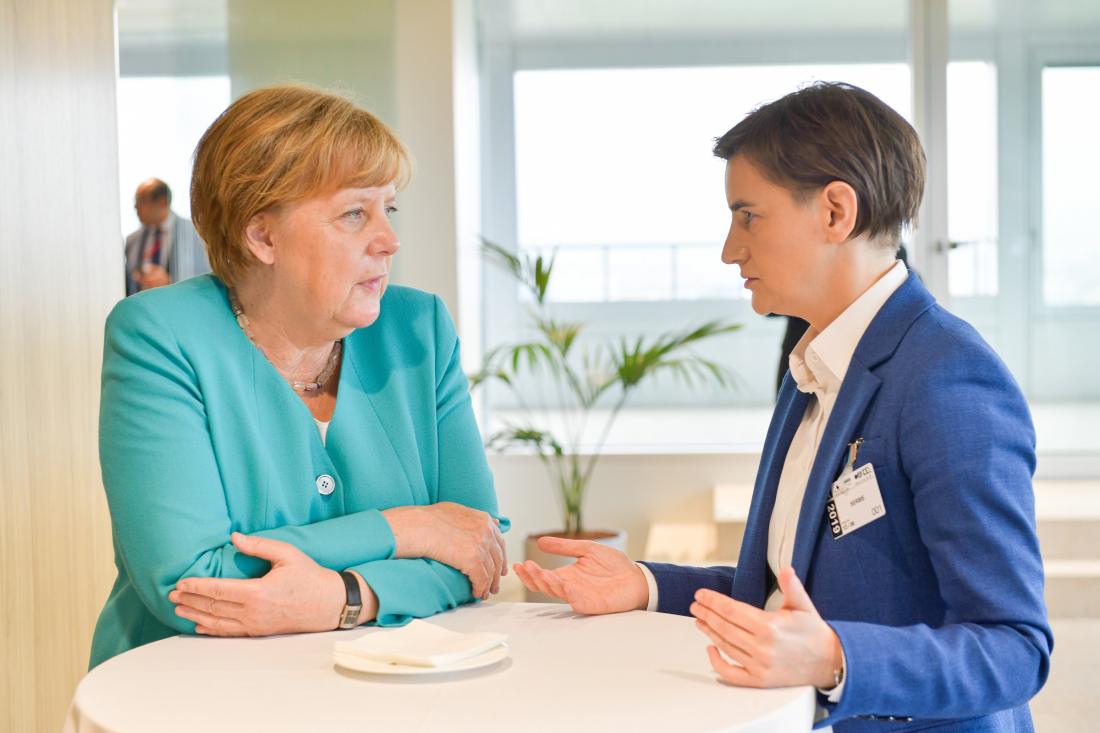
[512,536,649,615]
[383,502,506,600]
[168,532,355,636]
[690,566,843,689]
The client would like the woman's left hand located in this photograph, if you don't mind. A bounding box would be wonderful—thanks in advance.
[690,566,843,689]
[168,532,347,636]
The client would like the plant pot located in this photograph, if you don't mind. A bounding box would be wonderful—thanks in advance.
[523,529,628,603]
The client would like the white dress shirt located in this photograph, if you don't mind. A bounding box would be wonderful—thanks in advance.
[639,260,909,704]
[315,418,331,446]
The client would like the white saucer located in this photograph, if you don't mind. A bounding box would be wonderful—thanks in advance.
[334,642,510,675]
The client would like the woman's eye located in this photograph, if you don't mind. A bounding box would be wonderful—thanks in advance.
[343,208,365,221]
[742,211,755,225]
[384,205,398,216]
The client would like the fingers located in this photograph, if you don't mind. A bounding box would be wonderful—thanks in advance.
[466,548,490,599]
[175,604,249,637]
[496,523,508,576]
[706,645,757,687]
[535,536,594,558]
[232,532,300,564]
[693,589,769,633]
[776,566,815,613]
[487,528,504,596]
[695,616,755,667]
[514,561,566,602]
[169,590,245,620]
[174,577,252,604]
[690,599,760,657]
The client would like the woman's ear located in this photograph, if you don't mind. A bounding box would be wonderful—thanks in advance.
[243,212,277,266]
[820,180,859,244]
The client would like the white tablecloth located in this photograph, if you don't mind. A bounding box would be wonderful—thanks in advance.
[66,602,815,732]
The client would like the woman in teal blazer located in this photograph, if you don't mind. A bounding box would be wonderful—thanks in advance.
[91,85,507,669]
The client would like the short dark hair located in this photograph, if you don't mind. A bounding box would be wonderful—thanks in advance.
[713,82,925,247]
[149,179,172,205]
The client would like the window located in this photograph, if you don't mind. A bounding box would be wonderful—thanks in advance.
[514,64,911,303]
[946,61,998,297]
[1041,65,1100,306]
[116,75,230,235]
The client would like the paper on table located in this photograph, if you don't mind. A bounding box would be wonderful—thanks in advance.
[334,620,508,668]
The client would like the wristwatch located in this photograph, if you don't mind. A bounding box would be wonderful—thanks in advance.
[337,570,363,629]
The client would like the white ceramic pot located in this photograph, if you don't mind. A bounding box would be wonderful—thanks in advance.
[523,529,628,603]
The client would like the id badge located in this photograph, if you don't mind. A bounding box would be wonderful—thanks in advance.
[826,461,886,539]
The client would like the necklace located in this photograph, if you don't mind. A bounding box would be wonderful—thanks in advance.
[228,289,342,393]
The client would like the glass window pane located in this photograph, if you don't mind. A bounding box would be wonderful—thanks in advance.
[1042,66,1100,306]
[606,246,674,301]
[116,76,230,236]
[676,245,748,300]
[541,247,606,302]
[947,61,998,297]
[513,64,910,302]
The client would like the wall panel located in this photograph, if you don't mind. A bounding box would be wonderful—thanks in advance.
[0,0,120,729]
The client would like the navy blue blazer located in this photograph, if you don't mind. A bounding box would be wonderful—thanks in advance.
[642,275,1052,732]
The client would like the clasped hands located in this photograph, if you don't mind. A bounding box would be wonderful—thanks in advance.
[514,537,843,689]
[169,502,505,637]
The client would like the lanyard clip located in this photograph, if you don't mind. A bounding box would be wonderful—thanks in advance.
[846,438,864,470]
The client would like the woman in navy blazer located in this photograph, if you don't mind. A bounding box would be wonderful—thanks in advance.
[515,83,1051,732]
[91,85,508,669]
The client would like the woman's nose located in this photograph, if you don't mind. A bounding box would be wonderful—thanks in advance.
[721,236,745,265]
[370,221,400,256]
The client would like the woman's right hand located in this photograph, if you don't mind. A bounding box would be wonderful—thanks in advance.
[512,536,650,615]
[383,502,506,599]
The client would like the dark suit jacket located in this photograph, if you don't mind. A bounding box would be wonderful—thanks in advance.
[124,212,210,295]
[642,275,1052,732]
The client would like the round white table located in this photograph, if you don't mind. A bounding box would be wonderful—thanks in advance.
[67,602,815,732]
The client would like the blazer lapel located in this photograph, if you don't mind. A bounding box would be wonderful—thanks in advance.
[788,273,938,581]
[731,382,811,607]
[789,364,881,581]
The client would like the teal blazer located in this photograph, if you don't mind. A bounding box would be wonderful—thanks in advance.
[90,275,507,669]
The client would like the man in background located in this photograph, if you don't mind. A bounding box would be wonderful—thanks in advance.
[125,178,210,295]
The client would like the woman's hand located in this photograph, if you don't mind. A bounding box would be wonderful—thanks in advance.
[690,566,843,689]
[168,532,372,636]
[383,502,506,600]
[512,536,649,615]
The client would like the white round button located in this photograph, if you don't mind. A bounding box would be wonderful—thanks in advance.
[316,474,336,495]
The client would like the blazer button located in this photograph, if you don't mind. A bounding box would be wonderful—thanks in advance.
[316,474,336,495]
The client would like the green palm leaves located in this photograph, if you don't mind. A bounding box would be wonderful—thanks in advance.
[471,241,741,534]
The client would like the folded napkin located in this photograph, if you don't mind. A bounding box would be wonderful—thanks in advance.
[334,620,508,668]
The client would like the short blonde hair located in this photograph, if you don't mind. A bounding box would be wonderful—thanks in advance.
[191,84,411,287]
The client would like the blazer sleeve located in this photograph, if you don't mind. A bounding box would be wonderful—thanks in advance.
[100,297,398,634]
[820,342,1053,725]
[637,562,737,616]
[348,295,510,625]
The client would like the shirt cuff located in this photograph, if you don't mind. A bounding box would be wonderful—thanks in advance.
[816,645,847,703]
[636,562,659,612]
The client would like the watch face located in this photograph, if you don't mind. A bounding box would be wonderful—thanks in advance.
[339,604,363,629]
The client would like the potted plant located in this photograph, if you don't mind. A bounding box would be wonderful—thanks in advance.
[471,242,741,598]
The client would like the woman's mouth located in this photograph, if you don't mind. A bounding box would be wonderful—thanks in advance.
[358,275,386,292]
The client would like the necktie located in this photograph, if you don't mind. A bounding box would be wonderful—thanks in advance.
[143,226,162,266]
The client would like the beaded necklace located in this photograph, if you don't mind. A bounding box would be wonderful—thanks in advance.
[228,290,342,393]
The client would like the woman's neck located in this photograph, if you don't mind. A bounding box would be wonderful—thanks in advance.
[233,277,338,387]
[802,248,897,332]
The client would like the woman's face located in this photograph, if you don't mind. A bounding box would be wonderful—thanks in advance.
[720,155,828,319]
[256,184,399,339]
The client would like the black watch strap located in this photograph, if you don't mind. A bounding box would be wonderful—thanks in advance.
[338,570,363,629]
